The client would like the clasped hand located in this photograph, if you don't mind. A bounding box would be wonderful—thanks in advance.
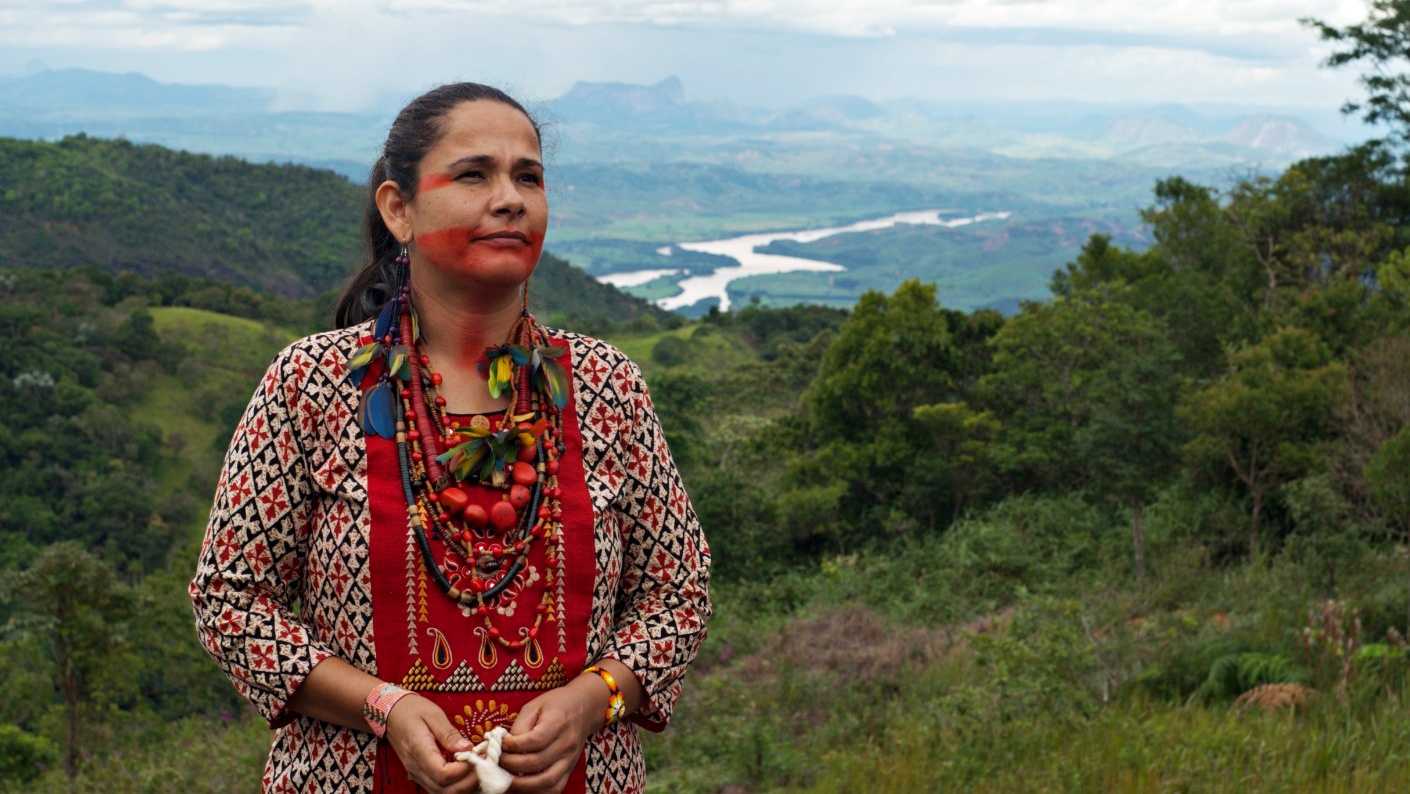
[389,682,603,794]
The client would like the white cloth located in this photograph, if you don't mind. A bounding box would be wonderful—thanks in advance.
[454,727,513,794]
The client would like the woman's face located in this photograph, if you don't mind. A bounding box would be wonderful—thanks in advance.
[394,100,548,293]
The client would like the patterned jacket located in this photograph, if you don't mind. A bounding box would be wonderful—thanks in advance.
[190,321,711,792]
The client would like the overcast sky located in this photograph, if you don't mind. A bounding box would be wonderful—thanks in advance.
[0,0,1377,116]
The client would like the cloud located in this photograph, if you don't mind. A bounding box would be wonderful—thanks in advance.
[0,0,1371,113]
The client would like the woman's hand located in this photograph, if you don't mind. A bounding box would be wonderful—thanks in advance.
[386,694,481,794]
[498,679,604,793]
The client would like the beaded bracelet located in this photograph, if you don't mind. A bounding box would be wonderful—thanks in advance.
[584,665,627,727]
[363,682,413,738]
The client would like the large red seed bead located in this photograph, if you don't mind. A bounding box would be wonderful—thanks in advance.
[489,500,518,530]
[546,460,559,475]
[512,461,537,487]
[516,444,537,463]
[464,504,489,528]
[508,484,531,509]
[438,486,470,516]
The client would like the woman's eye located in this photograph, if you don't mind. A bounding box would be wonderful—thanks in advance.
[458,170,484,180]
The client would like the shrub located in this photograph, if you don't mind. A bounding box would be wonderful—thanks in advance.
[0,725,57,786]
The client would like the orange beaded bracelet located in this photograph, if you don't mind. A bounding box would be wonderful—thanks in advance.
[584,665,626,727]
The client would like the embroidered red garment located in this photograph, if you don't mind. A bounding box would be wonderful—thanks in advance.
[366,342,595,793]
[192,321,711,793]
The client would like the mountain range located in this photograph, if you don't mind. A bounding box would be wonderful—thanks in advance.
[0,69,1369,314]
[0,69,1355,179]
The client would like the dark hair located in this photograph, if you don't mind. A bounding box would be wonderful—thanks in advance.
[333,83,542,327]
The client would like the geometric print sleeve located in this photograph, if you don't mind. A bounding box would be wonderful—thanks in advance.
[189,342,337,726]
[601,360,713,730]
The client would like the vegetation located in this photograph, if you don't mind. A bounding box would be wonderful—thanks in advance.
[0,135,668,328]
[4,5,1410,789]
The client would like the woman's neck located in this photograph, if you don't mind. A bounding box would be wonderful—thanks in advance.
[407,275,523,413]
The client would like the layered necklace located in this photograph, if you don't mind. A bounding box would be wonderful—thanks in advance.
[352,283,571,661]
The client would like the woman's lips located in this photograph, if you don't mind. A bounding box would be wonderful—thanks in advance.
[473,231,530,246]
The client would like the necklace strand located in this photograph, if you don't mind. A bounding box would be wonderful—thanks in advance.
[373,287,566,653]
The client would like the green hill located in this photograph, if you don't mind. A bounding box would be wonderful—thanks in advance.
[0,135,663,325]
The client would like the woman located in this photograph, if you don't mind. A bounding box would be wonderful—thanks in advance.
[190,83,711,793]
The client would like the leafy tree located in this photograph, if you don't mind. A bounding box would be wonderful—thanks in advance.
[799,280,968,542]
[0,724,57,787]
[0,543,139,777]
[1304,1,1410,149]
[981,287,1182,580]
[1180,328,1348,558]
[913,402,1000,523]
[1078,327,1183,585]
[1366,426,1410,632]
[1056,194,1247,377]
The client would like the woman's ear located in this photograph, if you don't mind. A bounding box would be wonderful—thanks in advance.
[375,180,413,243]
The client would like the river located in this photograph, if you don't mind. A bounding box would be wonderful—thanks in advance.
[596,209,1011,311]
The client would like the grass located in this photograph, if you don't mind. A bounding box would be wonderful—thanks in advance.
[633,492,1410,793]
[136,306,296,535]
[9,714,270,794]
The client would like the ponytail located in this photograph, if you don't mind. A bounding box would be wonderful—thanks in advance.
[333,157,405,327]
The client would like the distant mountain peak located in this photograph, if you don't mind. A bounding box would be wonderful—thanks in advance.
[0,68,272,114]
[1222,115,1337,159]
[555,76,685,116]
[1100,115,1201,149]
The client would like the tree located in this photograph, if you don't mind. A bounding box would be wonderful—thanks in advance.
[980,287,1182,581]
[913,402,1000,523]
[798,280,973,541]
[0,543,139,777]
[1056,189,1251,378]
[1366,426,1410,633]
[1180,328,1348,558]
[1304,1,1410,149]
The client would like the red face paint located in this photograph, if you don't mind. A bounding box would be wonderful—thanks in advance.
[417,226,544,280]
[418,172,454,192]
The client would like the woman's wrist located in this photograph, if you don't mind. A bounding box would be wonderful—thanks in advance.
[583,665,627,728]
[363,682,414,738]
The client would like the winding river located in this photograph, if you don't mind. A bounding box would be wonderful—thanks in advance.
[596,209,1011,311]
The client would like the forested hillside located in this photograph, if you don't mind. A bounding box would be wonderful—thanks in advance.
[4,5,1410,789]
[0,136,666,327]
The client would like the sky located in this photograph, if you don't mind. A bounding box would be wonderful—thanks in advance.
[0,0,1379,116]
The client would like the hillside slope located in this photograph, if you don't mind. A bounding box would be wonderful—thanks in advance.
[0,135,663,324]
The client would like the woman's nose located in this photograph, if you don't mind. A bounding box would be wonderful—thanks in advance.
[489,174,526,216]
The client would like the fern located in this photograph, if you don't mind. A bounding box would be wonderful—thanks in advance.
[1191,652,1307,704]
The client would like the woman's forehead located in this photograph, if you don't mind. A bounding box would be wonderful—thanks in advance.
[430,101,541,160]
